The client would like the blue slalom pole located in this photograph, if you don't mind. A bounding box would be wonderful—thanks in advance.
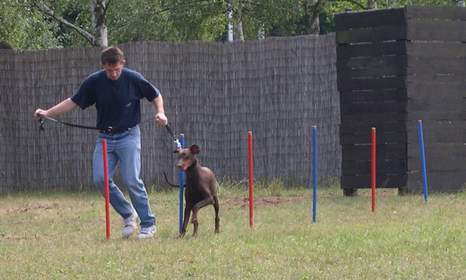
[178,134,185,233]
[417,120,429,202]
[311,126,318,223]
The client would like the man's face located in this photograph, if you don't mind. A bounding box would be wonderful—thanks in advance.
[103,62,124,80]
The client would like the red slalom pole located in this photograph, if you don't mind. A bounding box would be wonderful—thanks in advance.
[101,139,111,240]
[247,131,254,228]
[371,127,377,212]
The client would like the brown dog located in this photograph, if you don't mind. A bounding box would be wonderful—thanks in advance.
[175,144,220,237]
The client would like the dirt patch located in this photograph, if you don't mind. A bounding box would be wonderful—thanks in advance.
[223,195,305,209]
[0,233,42,241]
[1,203,59,215]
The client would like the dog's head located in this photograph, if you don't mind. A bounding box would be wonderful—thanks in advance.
[175,144,200,171]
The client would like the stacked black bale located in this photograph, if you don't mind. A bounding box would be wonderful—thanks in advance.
[336,6,466,195]
[404,7,466,192]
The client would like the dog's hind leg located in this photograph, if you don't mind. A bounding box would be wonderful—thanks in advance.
[213,196,220,233]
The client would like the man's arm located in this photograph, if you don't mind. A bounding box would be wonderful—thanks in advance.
[34,98,77,118]
[152,95,168,126]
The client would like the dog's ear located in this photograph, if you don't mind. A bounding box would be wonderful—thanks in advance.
[189,144,200,155]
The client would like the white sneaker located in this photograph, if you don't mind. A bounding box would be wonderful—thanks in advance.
[122,213,138,239]
[137,225,156,239]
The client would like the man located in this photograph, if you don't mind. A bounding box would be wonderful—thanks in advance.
[34,46,168,239]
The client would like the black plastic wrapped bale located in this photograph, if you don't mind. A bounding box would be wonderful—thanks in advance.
[336,6,466,195]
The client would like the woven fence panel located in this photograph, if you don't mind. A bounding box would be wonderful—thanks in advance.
[0,35,340,193]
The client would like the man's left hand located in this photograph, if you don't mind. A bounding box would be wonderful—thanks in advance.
[155,112,168,127]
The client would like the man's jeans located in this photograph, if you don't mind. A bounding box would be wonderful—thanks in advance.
[93,125,155,228]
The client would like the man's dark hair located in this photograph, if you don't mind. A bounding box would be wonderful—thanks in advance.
[101,46,125,65]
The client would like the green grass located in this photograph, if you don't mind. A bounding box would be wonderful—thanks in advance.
[1,184,466,279]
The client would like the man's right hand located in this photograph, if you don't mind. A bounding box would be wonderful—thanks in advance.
[33,98,77,120]
[34,108,48,119]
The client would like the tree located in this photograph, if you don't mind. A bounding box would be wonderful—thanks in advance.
[3,0,460,50]
[304,0,326,34]
[367,0,377,9]
[0,0,61,49]
[106,0,226,43]
[19,0,109,47]
[234,0,326,38]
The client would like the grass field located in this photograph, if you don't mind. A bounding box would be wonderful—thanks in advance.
[1,183,465,279]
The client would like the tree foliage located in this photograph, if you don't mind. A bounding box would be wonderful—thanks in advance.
[0,0,461,50]
[0,0,61,49]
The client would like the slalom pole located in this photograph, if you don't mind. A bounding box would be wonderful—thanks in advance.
[311,126,318,223]
[101,139,110,240]
[371,127,377,212]
[417,120,429,202]
[178,134,185,233]
[248,131,254,228]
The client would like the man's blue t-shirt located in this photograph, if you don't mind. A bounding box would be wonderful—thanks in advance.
[71,68,160,129]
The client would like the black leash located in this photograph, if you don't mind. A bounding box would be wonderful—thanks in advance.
[38,115,100,131]
[38,115,156,131]
[162,171,183,188]
[38,115,182,187]
[38,115,182,149]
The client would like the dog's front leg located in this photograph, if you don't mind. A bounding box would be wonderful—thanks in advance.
[179,204,192,238]
[191,196,214,237]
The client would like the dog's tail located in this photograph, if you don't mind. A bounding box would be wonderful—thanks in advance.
[163,171,181,188]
